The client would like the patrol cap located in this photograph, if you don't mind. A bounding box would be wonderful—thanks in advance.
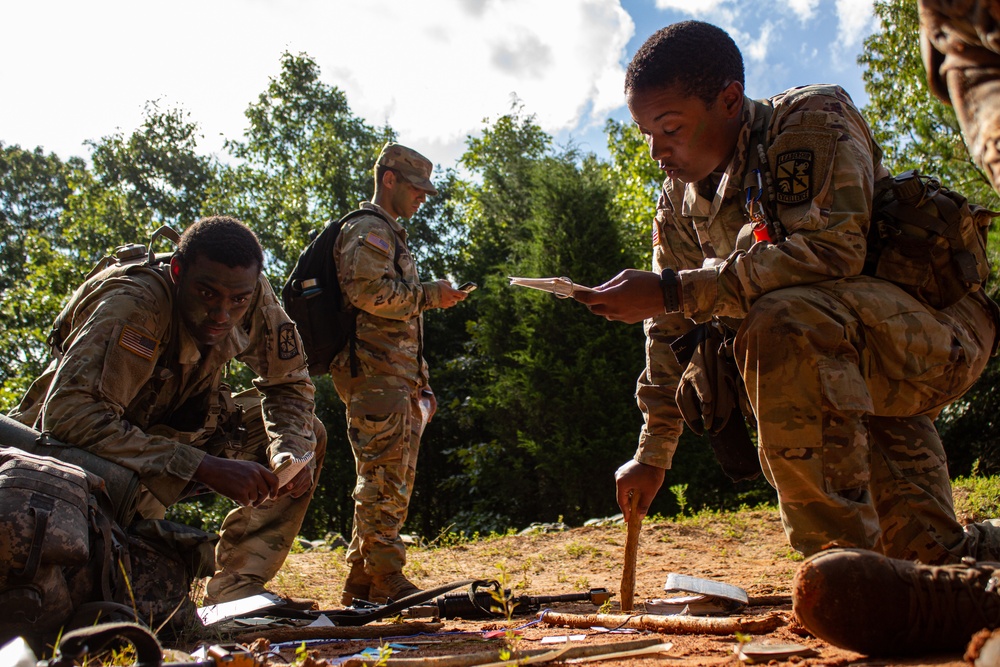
[376,142,438,196]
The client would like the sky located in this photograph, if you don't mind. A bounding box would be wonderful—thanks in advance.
[1,0,880,171]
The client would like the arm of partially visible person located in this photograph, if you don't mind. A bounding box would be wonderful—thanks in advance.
[237,274,319,500]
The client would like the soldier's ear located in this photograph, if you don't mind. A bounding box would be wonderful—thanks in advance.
[169,256,183,282]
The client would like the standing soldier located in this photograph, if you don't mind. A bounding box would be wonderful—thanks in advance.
[331,143,468,604]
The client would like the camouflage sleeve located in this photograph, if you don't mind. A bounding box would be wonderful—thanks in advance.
[37,276,207,505]
[679,87,875,321]
[238,275,318,463]
[636,199,705,468]
[337,215,430,320]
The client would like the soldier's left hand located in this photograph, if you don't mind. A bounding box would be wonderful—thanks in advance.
[275,466,313,499]
[573,269,665,323]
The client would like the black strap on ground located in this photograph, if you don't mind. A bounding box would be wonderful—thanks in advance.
[273,578,482,626]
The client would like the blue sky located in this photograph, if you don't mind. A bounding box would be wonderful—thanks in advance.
[1,0,878,169]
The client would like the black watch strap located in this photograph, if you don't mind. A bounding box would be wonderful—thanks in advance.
[660,268,681,313]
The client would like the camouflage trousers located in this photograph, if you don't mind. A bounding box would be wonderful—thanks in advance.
[135,391,327,601]
[331,370,423,576]
[735,276,999,564]
[919,0,1000,194]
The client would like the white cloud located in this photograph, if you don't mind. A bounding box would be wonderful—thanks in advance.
[835,0,877,49]
[782,0,821,22]
[0,0,634,169]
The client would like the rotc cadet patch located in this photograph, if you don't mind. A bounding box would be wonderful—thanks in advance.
[363,231,393,257]
[278,322,300,360]
[118,325,158,360]
[775,150,813,204]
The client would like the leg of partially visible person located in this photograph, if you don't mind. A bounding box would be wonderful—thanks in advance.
[737,278,994,560]
[204,391,327,607]
[920,0,1000,193]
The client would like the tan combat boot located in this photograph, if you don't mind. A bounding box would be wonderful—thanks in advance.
[369,571,423,603]
[793,548,1000,656]
[340,561,373,606]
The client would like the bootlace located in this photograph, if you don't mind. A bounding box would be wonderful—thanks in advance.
[905,558,1000,644]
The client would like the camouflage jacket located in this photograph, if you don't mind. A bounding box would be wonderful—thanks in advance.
[10,261,317,506]
[331,202,443,390]
[636,84,888,468]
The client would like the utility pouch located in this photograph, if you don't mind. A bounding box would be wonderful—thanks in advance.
[865,170,998,309]
[671,322,760,483]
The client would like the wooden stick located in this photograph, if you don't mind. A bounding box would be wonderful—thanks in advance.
[539,610,785,635]
[226,621,443,644]
[342,637,667,667]
[619,493,641,612]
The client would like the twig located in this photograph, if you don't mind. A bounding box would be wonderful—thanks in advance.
[538,611,786,635]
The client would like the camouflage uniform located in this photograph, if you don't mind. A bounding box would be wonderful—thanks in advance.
[9,260,325,601]
[330,201,443,576]
[919,0,1000,194]
[637,84,1000,564]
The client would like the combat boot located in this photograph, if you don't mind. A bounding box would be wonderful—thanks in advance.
[793,548,1000,656]
[340,561,372,606]
[370,571,423,603]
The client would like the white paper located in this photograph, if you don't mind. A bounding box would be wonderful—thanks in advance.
[273,451,314,487]
[197,592,285,625]
[508,276,594,298]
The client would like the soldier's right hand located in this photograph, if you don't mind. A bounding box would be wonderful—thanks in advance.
[193,456,280,507]
[615,460,666,523]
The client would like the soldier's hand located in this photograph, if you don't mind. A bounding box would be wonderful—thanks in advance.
[615,459,666,523]
[573,270,665,323]
[193,456,280,507]
[274,466,313,500]
[436,280,470,309]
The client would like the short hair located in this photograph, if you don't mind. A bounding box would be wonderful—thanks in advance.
[625,21,744,105]
[175,216,264,272]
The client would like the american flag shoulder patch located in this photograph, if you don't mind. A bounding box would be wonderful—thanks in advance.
[119,325,158,361]
[363,231,392,257]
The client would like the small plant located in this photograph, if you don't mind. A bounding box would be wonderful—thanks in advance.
[669,483,689,516]
[489,562,519,620]
[373,643,394,667]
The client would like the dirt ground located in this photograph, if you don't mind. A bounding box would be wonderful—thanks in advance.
[208,507,976,667]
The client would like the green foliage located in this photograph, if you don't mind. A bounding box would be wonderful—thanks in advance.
[952,470,1000,523]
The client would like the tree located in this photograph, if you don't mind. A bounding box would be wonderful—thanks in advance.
[0,144,85,405]
[210,52,393,283]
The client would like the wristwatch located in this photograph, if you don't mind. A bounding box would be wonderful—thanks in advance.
[659,268,681,313]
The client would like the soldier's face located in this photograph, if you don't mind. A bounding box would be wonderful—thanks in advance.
[628,81,743,184]
[390,177,428,219]
[171,255,259,347]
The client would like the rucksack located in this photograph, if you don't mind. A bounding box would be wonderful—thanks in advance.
[864,170,998,309]
[282,209,400,376]
[0,440,217,654]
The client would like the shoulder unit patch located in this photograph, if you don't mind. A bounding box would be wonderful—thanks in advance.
[775,150,813,205]
[278,322,300,360]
